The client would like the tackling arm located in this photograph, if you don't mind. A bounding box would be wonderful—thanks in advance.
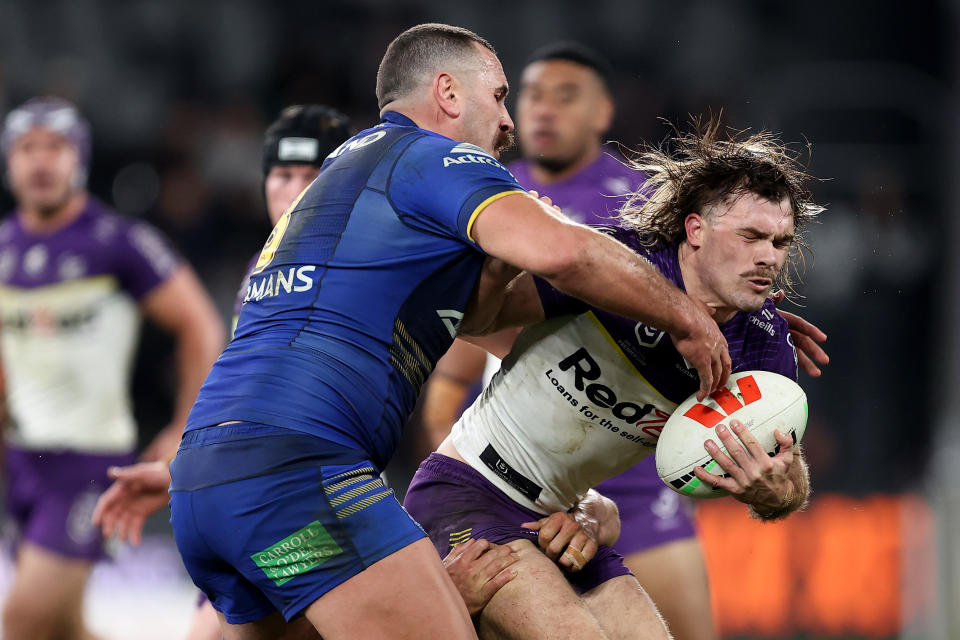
[471,192,730,400]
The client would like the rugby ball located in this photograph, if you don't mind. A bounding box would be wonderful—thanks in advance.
[655,371,806,498]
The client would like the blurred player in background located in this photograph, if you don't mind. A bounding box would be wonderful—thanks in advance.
[0,96,224,640]
[418,44,827,639]
[405,119,820,640]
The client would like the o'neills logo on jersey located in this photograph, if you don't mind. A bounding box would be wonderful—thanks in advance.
[545,347,670,444]
[243,265,316,303]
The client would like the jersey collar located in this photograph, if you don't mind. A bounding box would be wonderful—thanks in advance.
[380,111,418,127]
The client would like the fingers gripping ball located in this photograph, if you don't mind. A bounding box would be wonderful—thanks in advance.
[655,371,806,498]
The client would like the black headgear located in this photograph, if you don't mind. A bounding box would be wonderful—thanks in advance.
[262,105,352,176]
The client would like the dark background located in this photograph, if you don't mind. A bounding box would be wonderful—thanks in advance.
[0,0,954,497]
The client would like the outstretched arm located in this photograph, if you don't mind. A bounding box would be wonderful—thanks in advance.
[472,192,730,400]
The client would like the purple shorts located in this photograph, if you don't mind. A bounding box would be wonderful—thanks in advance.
[4,445,135,560]
[404,453,631,595]
[594,457,697,556]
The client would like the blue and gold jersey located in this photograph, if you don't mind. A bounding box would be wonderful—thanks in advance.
[187,112,524,468]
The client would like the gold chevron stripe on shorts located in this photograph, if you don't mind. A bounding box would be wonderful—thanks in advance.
[335,490,395,519]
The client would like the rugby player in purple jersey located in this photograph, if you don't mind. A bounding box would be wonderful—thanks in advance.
[0,97,224,640]
[422,44,828,640]
[405,120,822,640]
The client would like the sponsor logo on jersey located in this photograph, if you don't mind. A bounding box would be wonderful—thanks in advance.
[682,375,762,428]
[243,265,316,303]
[251,520,343,587]
[547,346,670,443]
[436,309,463,338]
[327,130,387,159]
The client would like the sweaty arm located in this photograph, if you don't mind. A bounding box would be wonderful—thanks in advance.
[139,265,225,462]
[470,192,730,399]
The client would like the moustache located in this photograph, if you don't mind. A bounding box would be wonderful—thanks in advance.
[494,130,515,155]
[743,268,778,280]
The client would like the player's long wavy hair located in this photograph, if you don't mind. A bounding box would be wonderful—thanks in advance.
[618,117,823,295]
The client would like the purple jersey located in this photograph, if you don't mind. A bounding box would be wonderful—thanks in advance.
[449,229,797,516]
[0,197,180,452]
[507,149,643,225]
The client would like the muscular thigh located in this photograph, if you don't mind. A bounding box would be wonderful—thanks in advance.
[581,574,670,640]
[622,538,716,640]
[476,539,608,640]
[304,538,475,640]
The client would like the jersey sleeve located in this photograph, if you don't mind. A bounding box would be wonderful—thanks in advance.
[114,221,181,300]
[533,276,589,319]
[388,136,525,245]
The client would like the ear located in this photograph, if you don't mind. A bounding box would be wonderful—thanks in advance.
[433,72,461,118]
[684,213,705,248]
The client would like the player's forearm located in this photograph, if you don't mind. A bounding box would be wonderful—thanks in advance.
[543,227,698,337]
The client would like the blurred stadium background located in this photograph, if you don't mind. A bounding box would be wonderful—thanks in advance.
[0,0,956,637]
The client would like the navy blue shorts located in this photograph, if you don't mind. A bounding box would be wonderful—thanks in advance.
[169,422,426,624]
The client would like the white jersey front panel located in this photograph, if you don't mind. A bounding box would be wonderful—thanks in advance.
[452,313,675,514]
[0,276,141,452]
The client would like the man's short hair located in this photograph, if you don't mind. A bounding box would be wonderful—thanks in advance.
[376,23,496,110]
[524,41,614,93]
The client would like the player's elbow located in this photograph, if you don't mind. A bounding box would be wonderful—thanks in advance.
[530,238,591,285]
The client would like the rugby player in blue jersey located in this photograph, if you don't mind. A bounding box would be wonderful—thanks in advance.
[95,104,355,640]
[0,97,224,640]
[162,23,733,640]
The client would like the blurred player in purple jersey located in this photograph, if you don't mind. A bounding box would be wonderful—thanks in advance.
[0,97,224,640]
[424,45,828,639]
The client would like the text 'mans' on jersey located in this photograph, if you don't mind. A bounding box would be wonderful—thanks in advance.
[187,112,525,469]
[507,150,644,226]
[451,228,798,514]
[0,199,179,453]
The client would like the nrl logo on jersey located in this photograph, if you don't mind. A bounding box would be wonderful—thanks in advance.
[634,322,665,348]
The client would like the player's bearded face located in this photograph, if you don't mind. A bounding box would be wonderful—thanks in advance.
[6,128,81,216]
[697,193,794,314]
[463,48,515,158]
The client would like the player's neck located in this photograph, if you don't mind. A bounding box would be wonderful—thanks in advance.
[19,192,88,235]
[677,242,737,324]
[528,144,602,185]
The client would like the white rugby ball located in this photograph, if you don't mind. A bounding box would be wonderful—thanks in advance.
[655,370,806,498]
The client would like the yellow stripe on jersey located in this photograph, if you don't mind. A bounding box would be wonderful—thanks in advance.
[465,190,525,243]
[585,311,674,405]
